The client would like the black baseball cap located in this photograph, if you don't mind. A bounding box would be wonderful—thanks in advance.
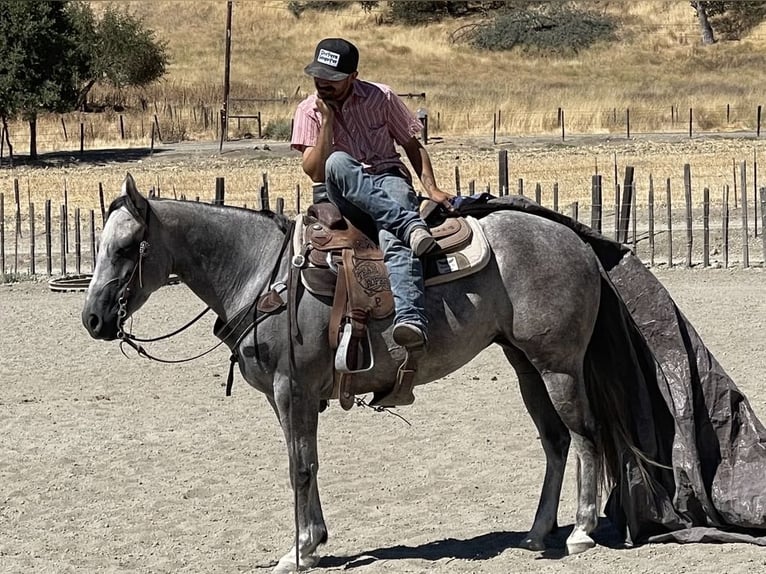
[304,38,359,81]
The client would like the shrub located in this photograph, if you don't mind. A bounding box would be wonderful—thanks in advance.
[263,118,293,141]
[463,4,617,55]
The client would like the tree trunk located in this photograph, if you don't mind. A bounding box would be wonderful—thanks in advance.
[0,115,12,165]
[29,114,37,160]
[693,1,716,44]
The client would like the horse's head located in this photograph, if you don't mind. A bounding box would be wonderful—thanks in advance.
[82,174,171,340]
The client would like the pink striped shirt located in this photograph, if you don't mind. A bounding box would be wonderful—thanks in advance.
[291,80,423,175]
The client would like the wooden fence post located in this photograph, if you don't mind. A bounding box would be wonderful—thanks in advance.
[666,178,673,268]
[591,175,602,233]
[498,150,508,196]
[260,173,270,211]
[99,183,106,225]
[570,201,578,221]
[684,164,693,267]
[741,161,749,267]
[60,204,67,275]
[760,187,766,265]
[45,199,52,275]
[703,187,710,267]
[90,209,96,271]
[295,184,301,214]
[723,185,729,269]
[619,167,634,244]
[214,176,225,205]
[648,175,655,266]
[455,165,461,196]
[553,182,559,213]
[534,182,542,205]
[13,179,20,275]
[0,192,4,280]
[29,203,35,275]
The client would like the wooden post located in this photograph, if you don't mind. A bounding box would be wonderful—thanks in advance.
[99,183,106,225]
[45,199,52,275]
[648,175,655,266]
[0,193,4,280]
[119,115,125,139]
[553,182,559,213]
[498,150,508,197]
[214,176,225,205]
[63,181,69,253]
[75,208,81,275]
[276,197,284,215]
[619,167,634,244]
[741,161,749,267]
[689,107,693,138]
[626,108,630,139]
[631,179,637,253]
[80,122,85,154]
[455,165,461,196]
[60,204,67,275]
[757,105,762,137]
[723,185,729,269]
[260,173,270,211]
[570,201,578,221]
[666,178,673,268]
[468,180,475,195]
[760,187,766,265]
[703,187,710,267]
[28,203,35,275]
[61,117,68,141]
[517,178,524,197]
[591,175,602,233]
[492,112,497,145]
[733,158,738,209]
[90,209,96,271]
[534,182,542,205]
[13,179,20,275]
[614,183,621,241]
[560,108,565,141]
[753,148,758,238]
[684,164,693,267]
[295,184,301,214]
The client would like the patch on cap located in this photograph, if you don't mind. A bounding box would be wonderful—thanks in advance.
[317,49,340,68]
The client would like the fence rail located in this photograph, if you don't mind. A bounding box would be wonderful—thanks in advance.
[2,161,765,283]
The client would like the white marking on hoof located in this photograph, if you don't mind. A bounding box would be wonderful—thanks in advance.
[273,547,320,573]
[520,535,546,551]
[566,530,595,555]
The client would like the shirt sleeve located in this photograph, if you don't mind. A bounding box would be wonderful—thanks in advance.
[385,89,423,146]
[291,96,321,153]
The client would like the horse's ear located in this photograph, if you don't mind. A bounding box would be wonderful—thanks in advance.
[121,173,149,222]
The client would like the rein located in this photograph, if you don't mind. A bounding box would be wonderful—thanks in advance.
[115,216,296,396]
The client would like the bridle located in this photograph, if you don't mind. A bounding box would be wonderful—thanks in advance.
[110,200,296,395]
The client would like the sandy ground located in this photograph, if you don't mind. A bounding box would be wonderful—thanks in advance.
[1,266,765,574]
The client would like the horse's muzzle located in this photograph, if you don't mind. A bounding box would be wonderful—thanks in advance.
[82,309,119,341]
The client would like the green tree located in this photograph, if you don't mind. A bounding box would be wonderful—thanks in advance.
[691,1,766,43]
[69,3,169,108]
[0,0,84,159]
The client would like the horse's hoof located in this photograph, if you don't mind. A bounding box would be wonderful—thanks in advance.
[520,536,545,551]
[273,550,320,573]
[566,531,595,555]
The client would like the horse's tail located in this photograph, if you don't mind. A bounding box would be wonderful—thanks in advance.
[582,276,675,494]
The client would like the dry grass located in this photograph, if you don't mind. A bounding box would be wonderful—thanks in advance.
[1,1,766,231]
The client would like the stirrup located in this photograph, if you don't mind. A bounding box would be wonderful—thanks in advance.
[334,323,374,373]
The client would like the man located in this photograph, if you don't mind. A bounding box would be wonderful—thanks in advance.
[291,37,453,349]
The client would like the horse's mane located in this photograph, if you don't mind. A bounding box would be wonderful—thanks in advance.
[107,195,292,234]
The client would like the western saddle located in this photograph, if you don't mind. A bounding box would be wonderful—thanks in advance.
[294,200,488,409]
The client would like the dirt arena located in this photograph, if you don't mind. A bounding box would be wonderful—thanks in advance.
[0,266,764,574]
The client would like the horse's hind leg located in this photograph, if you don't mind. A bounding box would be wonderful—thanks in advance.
[541,368,600,555]
[504,348,570,551]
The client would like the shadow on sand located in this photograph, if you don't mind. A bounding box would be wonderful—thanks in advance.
[318,518,625,569]
[0,146,166,168]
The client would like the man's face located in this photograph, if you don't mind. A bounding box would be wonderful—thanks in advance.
[314,73,356,104]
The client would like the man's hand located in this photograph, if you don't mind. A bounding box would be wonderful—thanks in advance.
[314,98,334,124]
[428,187,455,212]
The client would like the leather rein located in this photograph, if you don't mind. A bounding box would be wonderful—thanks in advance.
[114,202,295,396]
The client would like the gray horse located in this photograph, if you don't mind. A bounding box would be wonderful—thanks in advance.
[82,175,635,572]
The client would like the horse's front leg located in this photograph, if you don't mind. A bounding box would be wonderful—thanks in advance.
[271,371,327,573]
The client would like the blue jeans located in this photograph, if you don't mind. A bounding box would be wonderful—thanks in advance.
[324,151,427,331]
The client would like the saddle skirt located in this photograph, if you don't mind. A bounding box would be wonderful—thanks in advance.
[295,204,491,298]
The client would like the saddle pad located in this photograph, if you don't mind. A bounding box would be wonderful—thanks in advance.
[297,215,491,294]
[424,216,491,286]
